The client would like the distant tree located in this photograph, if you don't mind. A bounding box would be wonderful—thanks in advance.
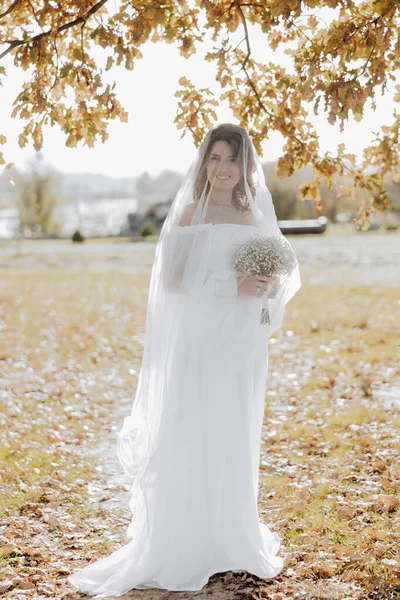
[135,170,182,213]
[16,153,61,238]
[1,1,399,228]
[135,172,154,214]
[385,176,400,213]
[266,162,375,222]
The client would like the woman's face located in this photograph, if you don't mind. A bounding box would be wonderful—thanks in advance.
[206,140,241,193]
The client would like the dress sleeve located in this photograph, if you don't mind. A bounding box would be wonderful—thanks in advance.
[215,275,238,296]
[214,269,239,297]
[216,273,282,299]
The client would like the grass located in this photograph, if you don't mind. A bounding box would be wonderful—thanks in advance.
[0,257,399,599]
[258,279,400,598]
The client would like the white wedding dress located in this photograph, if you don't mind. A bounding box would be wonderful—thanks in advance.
[68,223,285,598]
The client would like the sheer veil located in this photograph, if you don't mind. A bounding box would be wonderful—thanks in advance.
[117,123,301,539]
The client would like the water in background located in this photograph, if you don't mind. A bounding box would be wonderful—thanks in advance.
[0,197,139,239]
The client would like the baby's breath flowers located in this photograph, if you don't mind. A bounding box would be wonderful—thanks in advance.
[233,234,297,325]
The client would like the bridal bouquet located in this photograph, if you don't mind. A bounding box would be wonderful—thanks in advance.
[233,234,297,325]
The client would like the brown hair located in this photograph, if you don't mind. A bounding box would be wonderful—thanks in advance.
[193,123,256,214]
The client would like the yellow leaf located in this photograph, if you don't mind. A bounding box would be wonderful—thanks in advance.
[119,110,129,123]
[18,134,28,148]
[392,171,400,183]
[178,76,191,87]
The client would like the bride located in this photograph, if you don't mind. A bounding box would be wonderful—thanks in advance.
[67,122,301,597]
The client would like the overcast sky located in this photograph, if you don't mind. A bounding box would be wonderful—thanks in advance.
[0,8,398,179]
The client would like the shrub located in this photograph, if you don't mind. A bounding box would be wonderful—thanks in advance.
[138,221,156,237]
[72,229,85,242]
[384,220,399,231]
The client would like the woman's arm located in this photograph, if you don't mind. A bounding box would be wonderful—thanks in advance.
[178,202,197,226]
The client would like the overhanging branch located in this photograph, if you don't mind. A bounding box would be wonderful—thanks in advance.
[234,0,251,71]
[0,0,23,20]
[0,0,109,60]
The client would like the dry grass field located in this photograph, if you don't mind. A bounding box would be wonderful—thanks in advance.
[0,234,399,599]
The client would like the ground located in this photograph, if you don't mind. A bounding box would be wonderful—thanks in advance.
[0,230,399,600]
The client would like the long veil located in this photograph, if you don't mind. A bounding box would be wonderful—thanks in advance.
[117,122,301,540]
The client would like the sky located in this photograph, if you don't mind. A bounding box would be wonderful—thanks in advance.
[0,6,398,179]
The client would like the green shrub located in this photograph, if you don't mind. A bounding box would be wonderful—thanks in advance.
[138,221,156,237]
[384,220,399,231]
[72,229,85,242]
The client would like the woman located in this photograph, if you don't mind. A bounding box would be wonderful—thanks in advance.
[67,123,301,597]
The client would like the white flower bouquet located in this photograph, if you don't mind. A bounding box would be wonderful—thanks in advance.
[233,233,297,325]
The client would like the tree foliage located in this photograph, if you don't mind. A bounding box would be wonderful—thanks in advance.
[16,153,61,237]
[1,0,399,228]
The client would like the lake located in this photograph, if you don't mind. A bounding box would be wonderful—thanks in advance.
[0,197,139,239]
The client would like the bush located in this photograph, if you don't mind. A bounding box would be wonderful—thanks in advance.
[383,220,399,231]
[138,221,156,237]
[72,229,85,242]
[16,153,61,238]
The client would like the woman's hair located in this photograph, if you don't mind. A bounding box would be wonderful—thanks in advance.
[193,123,256,214]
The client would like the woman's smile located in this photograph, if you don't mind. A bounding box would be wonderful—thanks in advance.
[206,140,241,190]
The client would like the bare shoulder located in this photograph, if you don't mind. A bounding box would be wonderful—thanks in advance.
[178,202,197,226]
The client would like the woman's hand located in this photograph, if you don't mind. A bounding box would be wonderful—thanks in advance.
[237,274,277,298]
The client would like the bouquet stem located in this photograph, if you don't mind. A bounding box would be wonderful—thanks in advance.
[260,307,270,325]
